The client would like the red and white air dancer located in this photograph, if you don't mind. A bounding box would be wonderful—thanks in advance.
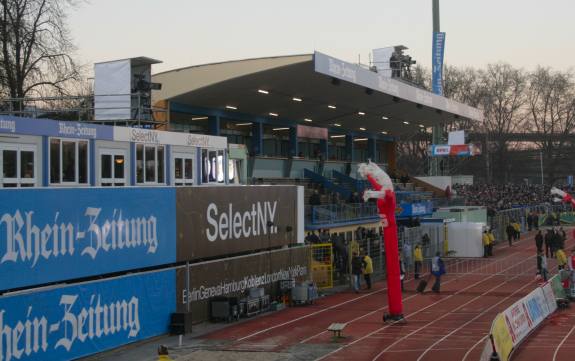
[551,187,575,208]
[358,161,404,321]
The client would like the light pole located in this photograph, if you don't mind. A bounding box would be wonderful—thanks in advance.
[430,0,442,176]
[539,150,544,185]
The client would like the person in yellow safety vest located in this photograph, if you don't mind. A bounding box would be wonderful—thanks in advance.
[362,251,374,290]
[488,229,495,256]
[482,230,490,258]
[157,345,173,361]
[414,244,423,279]
[512,222,521,241]
[556,248,568,270]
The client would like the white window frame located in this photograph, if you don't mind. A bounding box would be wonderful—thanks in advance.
[201,148,226,185]
[135,143,166,185]
[98,148,128,186]
[172,152,194,186]
[48,137,90,186]
[0,143,38,187]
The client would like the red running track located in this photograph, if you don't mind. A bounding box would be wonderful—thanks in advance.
[202,232,572,361]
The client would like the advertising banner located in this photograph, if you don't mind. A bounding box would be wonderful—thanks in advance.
[432,32,446,95]
[522,288,548,328]
[430,144,482,157]
[113,126,227,149]
[313,51,483,121]
[491,313,514,361]
[0,269,175,361]
[176,186,299,261]
[503,298,533,345]
[541,281,558,316]
[0,116,113,140]
[551,274,567,300]
[396,201,433,218]
[176,246,309,322]
[296,125,328,140]
[0,188,176,291]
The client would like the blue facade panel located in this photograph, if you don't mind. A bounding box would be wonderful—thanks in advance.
[0,269,175,361]
[0,188,176,291]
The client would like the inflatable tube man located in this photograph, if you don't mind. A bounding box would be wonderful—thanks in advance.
[358,161,404,321]
[551,187,575,208]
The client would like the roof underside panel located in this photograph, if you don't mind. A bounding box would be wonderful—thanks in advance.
[153,53,482,137]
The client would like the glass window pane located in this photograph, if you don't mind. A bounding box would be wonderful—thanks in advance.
[114,155,125,180]
[78,142,88,184]
[184,159,193,180]
[101,154,112,179]
[202,149,208,183]
[20,151,34,179]
[228,159,235,182]
[3,150,17,178]
[50,139,60,183]
[217,153,224,183]
[209,151,217,182]
[174,158,183,180]
[62,141,76,182]
[145,146,156,182]
[157,146,164,184]
[136,144,144,183]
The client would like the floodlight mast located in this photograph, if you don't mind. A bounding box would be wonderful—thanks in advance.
[430,0,443,176]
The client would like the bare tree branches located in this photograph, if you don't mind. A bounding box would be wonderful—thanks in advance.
[0,0,81,103]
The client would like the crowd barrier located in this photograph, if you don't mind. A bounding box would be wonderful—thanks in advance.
[480,274,565,361]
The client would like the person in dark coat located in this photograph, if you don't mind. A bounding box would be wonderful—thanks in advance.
[506,224,515,246]
[527,213,533,231]
[544,229,554,258]
[533,213,539,230]
[535,230,544,254]
[351,252,365,293]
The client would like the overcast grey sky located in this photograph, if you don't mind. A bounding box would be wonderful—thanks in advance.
[69,0,574,74]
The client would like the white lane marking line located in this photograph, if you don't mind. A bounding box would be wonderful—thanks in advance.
[238,232,539,344]
[237,258,468,342]
[371,273,533,361]
[553,325,575,361]
[461,335,488,361]
[316,253,537,361]
[302,249,528,344]
[415,278,535,361]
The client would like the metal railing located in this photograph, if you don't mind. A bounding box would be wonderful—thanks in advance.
[307,203,379,225]
[0,94,167,126]
[489,203,571,243]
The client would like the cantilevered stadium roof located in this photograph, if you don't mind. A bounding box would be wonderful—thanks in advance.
[152,52,482,137]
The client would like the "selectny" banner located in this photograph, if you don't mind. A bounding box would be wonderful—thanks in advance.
[176,186,300,261]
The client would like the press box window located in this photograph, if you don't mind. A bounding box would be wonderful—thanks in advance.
[100,149,127,186]
[49,138,89,185]
[173,153,194,186]
[201,149,225,184]
[1,144,37,187]
[136,144,165,184]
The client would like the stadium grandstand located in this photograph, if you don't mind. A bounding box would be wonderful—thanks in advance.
[2,52,575,361]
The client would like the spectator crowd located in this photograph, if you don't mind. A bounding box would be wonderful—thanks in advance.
[452,183,555,210]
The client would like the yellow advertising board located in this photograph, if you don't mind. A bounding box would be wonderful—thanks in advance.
[491,313,514,361]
